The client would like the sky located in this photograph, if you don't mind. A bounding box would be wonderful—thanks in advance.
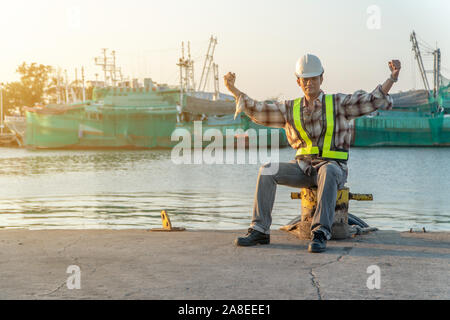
[0,0,449,100]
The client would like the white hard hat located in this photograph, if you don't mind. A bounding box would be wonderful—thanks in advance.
[295,54,324,78]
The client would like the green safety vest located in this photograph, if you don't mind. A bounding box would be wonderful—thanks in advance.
[293,94,349,161]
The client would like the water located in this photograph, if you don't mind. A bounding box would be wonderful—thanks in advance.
[0,147,449,232]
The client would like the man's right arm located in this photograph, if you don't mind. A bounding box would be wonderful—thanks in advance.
[224,72,286,128]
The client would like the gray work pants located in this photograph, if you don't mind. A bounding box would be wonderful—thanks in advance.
[250,160,347,240]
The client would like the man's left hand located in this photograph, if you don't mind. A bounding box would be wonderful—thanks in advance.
[389,60,401,80]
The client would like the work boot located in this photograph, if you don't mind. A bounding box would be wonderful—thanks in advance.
[308,231,327,253]
[235,228,270,246]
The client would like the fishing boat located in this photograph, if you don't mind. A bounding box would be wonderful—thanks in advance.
[1,86,24,146]
[25,85,178,149]
[352,85,450,146]
[351,31,450,147]
[4,116,26,139]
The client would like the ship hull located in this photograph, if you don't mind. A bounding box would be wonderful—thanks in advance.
[352,86,450,147]
[25,106,178,150]
[352,114,450,147]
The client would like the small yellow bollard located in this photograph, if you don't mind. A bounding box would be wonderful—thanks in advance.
[148,210,186,232]
[161,210,173,230]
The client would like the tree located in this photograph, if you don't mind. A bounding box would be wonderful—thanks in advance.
[3,82,26,113]
[2,62,96,115]
[16,62,53,107]
[1,63,53,114]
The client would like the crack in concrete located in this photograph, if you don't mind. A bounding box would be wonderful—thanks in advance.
[337,247,353,262]
[309,269,322,300]
[309,246,353,300]
[90,266,97,275]
[124,288,143,298]
[60,236,83,255]
[36,280,66,297]
[34,236,84,298]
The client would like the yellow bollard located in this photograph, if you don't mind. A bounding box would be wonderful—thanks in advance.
[284,187,373,240]
[148,210,186,232]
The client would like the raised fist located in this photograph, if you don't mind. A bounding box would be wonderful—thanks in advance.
[389,60,401,80]
[224,72,236,90]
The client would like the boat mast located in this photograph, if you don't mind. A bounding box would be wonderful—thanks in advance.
[202,37,217,92]
[187,41,195,92]
[182,42,188,92]
[433,48,441,98]
[213,63,219,101]
[111,51,122,87]
[95,49,122,88]
[177,41,197,108]
[103,48,107,87]
[198,36,217,92]
[75,68,79,102]
[103,48,108,87]
[410,31,431,93]
[82,66,86,102]
[111,51,116,87]
[177,43,185,109]
[64,69,69,104]
[57,68,62,104]
[95,48,109,87]
[198,37,212,92]
[203,37,217,92]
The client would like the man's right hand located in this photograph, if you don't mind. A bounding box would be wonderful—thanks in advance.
[224,72,236,92]
[224,72,243,119]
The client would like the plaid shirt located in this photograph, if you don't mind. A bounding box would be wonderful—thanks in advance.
[237,85,393,175]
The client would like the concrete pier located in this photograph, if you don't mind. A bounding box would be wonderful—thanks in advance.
[0,229,448,299]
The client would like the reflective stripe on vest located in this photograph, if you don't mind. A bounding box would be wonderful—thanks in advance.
[293,95,348,160]
[293,98,319,156]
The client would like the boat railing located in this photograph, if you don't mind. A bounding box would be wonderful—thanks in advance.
[97,105,177,114]
[5,116,25,122]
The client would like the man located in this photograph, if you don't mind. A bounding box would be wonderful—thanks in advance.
[224,54,401,253]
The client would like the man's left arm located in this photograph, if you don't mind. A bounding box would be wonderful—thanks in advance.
[339,60,401,120]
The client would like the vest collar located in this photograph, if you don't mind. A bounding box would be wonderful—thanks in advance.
[302,91,325,109]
